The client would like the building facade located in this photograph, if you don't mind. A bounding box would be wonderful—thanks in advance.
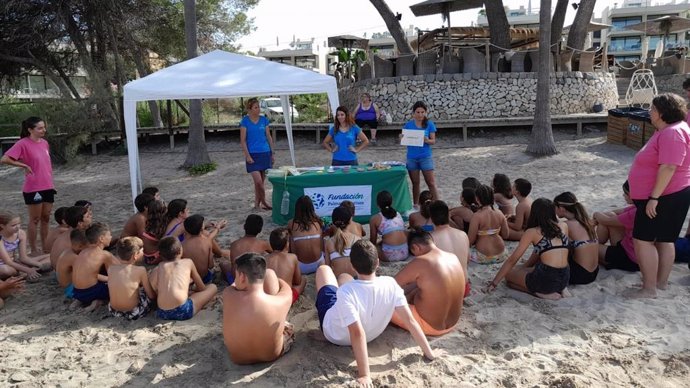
[600,0,690,63]
[257,38,329,74]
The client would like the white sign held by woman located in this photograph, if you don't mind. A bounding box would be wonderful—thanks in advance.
[401,130,424,146]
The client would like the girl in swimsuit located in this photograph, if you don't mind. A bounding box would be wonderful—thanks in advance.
[325,206,360,277]
[0,210,50,280]
[486,198,571,300]
[409,190,435,232]
[165,199,189,242]
[554,192,599,285]
[287,196,324,274]
[369,191,409,262]
[468,185,509,264]
[493,173,515,217]
[143,200,167,265]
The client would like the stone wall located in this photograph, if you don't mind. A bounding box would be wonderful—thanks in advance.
[339,72,618,121]
[655,73,690,95]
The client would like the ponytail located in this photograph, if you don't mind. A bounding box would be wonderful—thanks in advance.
[377,191,397,219]
[332,224,347,255]
[554,192,595,239]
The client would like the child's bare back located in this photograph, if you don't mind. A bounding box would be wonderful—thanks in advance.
[108,264,154,312]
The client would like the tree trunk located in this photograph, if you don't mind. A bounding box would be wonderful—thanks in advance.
[132,47,163,127]
[527,0,558,156]
[550,0,569,53]
[566,0,596,51]
[369,0,414,55]
[484,0,512,68]
[182,0,211,168]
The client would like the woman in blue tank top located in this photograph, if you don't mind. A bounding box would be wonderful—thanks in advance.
[240,98,275,210]
[322,106,369,166]
[402,101,438,207]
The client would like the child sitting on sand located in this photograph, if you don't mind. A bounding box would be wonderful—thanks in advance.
[164,199,188,242]
[340,200,365,237]
[287,196,325,275]
[369,191,409,262]
[265,227,305,304]
[72,223,119,310]
[325,206,361,277]
[450,188,477,233]
[507,178,533,241]
[45,207,69,253]
[0,276,24,310]
[55,229,88,299]
[485,198,571,300]
[409,190,435,231]
[467,185,509,264]
[554,192,599,285]
[462,177,481,191]
[50,206,92,269]
[315,240,436,386]
[120,193,153,239]
[182,214,220,284]
[141,200,167,265]
[493,173,515,217]
[108,237,156,320]
[223,253,294,364]
[150,237,217,320]
[0,210,51,280]
[593,181,639,272]
[221,214,272,284]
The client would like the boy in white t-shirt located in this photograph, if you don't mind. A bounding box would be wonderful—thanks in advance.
[314,239,437,387]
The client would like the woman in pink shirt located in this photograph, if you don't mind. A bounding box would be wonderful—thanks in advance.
[627,94,690,298]
[1,117,55,255]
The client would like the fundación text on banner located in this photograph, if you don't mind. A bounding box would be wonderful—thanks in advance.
[304,185,372,217]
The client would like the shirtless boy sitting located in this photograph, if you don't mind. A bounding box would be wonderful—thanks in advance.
[315,240,437,386]
[55,229,88,299]
[120,193,153,239]
[181,214,216,284]
[507,178,533,241]
[265,227,305,304]
[50,206,92,269]
[72,223,119,310]
[221,214,271,284]
[108,237,156,320]
[44,207,69,253]
[429,200,470,296]
[150,237,217,320]
[392,228,466,336]
[223,253,294,364]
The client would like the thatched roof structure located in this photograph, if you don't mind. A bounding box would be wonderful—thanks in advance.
[414,26,540,51]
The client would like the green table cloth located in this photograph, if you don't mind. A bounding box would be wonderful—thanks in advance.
[268,166,412,225]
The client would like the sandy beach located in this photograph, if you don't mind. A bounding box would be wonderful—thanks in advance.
[1,126,689,387]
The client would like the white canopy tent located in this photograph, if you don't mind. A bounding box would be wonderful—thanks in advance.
[122,50,340,207]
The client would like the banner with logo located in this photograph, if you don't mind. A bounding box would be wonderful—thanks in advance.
[304,185,372,217]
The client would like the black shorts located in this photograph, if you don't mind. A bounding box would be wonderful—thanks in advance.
[355,119,378,130]
[22,189,57,205]
[568,254,599,285]
[633,186,690,242]
[604,242,640,272]
[525,262,570,294]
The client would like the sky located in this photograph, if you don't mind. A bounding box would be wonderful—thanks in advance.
[237,0,615,53]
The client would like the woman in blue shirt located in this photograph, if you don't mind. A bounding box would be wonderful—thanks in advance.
[322,106,369,166]
[240,98,275,210]
[403,101,438,207]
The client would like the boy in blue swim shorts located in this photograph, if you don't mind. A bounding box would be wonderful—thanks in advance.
[150,237,217,320]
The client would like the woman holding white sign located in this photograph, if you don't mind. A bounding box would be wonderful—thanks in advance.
[322,106,369,166]
[402,101,438,207]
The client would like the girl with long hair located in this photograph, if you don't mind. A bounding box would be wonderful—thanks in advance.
[287,196,325,274]
[554,192,599,285]
[369,191,408,262]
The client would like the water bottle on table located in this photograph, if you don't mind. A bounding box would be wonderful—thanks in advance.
[280,190,290,215]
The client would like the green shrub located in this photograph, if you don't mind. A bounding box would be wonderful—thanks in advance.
[187,161,217,176]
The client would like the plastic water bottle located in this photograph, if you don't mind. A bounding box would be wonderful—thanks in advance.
[280,190,290,215]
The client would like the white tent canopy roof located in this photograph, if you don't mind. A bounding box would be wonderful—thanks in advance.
[124,50,340,103]
[122,50,340,209]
